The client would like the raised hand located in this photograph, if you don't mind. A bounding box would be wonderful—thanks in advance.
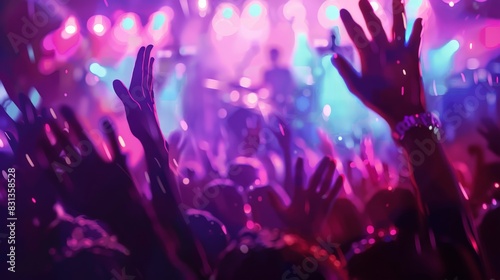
[114,45,209,278]
[113,45,164,146]
[0,94,60,228]
[331,0,425,128]
[331,2,484,277]
[478,118,500,157]
[1,94,46,163]
[1,96,62,276]
[43,106,143,223]
[269,157,344,240]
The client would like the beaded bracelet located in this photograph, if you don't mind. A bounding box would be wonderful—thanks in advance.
[392,112,441,141]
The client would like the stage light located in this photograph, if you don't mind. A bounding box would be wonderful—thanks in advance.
[93,24,104,33]
[146,10,171,43]
[113,13,141,43]
[87,15,111,36]
[3,99,21,121]
[240,1,269,39]
[246,92,258,105]
[248,3,263,17]
[28,87,41,108]
[89,62,107,77]
[229,90,240,102]
[481,25,500,49]
[153,13,166,30]
[122,17,135,30]
[466,58,480,70]
[0,81,7,101]
[283,0,306,22]
[212,3,240,37]
[318,0,341,29]
[325,5,340,20]
[323,104,332,117]
[222,7,233,19]
[442,0,461,7]
[65,25,76,34]
[62,16,79,39]
[446,40,460,52]
[198,0,208,10]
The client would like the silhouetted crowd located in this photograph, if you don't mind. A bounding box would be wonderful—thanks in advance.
[1,1,500,279]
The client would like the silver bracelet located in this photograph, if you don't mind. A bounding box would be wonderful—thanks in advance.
[392,112,441,140]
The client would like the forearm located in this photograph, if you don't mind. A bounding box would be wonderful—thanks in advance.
[141,139,208,277]
[401,128,463,209]
[401,128,480,263]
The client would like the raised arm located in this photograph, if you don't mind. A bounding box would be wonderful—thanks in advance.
[331,0,483,277]
[113,45,209,279]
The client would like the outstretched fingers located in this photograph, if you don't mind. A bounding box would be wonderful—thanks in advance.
[392,0,406,47]
[47,118,74,155]
[308,157,330,194]
[148,57,155,104]
[101,119,125,163]
[340,9,370,50]
[268,188,287,217]
[130,46,145,93]
[318,159,336,196]
[60,106,90,144]
[359,0,388,48]
[331,53,364,99]
[294,157,305,194]
[408,18,423,57]
[143,45,153,101]
[113,80,140,110]
[326,175,344,202]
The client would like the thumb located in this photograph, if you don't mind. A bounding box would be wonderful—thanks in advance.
[331,53,362,96]
[113,80,138,110]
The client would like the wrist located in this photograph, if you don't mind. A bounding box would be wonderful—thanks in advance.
[391,112,441,143]
[141,137,169,160]
[399,126,438,150]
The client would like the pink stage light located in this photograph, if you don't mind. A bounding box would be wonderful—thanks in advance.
[113,13,142,44]
[87,15,111,36]
[198,0,208,17]
[146,7,174,44]
[212,3,240,37]
[481,25,500,49]
[239,0,269,40]
[61,16,79,39]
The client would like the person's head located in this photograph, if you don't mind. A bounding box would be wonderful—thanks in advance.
[365,188,420,234]
[204,181,247,238]
[186,209,229,267]
[226,108,263,157]
[324,198,366,245]
[479,207,500,278]
[214,230,342,280]
[269,48,280,64]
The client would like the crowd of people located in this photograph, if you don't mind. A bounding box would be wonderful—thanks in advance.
[1,1,500,279]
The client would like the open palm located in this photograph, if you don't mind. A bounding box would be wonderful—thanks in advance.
[331,0,426,128]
